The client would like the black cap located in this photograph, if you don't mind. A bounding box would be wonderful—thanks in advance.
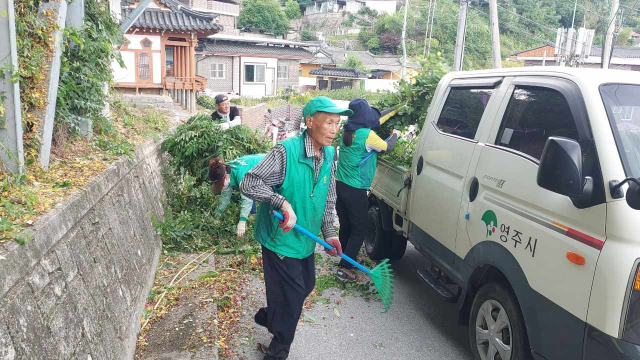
[215,94,229,104]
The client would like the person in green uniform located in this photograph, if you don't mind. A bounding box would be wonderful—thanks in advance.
[208,154,266,238]
[241,96,353,360]
[335,98,398,282]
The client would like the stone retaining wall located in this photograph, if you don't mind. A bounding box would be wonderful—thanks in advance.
[0,140,166,359]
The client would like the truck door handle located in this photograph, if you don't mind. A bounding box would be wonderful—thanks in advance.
[469,177,479,202]
[416,156,424,175]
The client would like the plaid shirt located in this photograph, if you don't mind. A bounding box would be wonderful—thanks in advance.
[241,133,338,239]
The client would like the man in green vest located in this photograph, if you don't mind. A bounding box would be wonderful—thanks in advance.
[241,96,353,360]
[208,154,266,237]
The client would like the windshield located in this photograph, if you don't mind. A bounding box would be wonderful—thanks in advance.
[601,84,640,178]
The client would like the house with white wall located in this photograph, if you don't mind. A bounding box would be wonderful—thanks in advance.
[304,0,396,15]
[112,0,222,111]
[196,35,313,98]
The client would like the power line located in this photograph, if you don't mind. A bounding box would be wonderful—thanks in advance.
[467,5,554,47]
[492,3,593,48]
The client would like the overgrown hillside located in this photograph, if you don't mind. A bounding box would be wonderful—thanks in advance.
[351,0,634,70]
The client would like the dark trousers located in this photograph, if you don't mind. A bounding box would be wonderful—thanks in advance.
[335,181,369,270]
[261,246,315,359]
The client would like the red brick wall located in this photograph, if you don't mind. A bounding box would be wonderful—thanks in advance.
[238,104,304,131]
[238,104,266,130]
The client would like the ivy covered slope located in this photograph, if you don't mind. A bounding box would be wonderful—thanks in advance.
[157,116,272,252]
[0,0,166,244]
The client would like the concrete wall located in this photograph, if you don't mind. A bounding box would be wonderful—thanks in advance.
[365,78,398,92]
[0,140,165,359]
[299,76,317,86]
[364,0,397,15]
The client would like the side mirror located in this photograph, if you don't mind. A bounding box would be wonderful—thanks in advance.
[626,180,640,210]
[537,137,593,203]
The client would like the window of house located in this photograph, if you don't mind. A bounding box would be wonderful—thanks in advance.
[210,63,225,79]
[278,64,288,79]
[245,64,265,83]
[138,53,150,79]
[436,87,494,140]
[141,38,152,48]
[495,86,580,161]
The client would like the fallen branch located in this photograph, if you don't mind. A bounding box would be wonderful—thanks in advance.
[141,249,215,331]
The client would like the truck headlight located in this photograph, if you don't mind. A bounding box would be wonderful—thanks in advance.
[622,261,640,344]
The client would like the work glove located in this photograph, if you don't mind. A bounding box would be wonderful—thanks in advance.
[279,200,297,233]
[381,133,398,154]
[237,220,247,238]
[324,237,342,257]
[218,122,230,130]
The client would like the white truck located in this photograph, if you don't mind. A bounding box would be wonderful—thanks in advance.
[367,67,640,360]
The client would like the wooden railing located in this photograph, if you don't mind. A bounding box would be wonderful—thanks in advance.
[164,76,208,91]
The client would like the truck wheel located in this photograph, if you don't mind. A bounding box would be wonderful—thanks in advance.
[365,206,391,260]
[469,283,532,360]
[388,234,407,261]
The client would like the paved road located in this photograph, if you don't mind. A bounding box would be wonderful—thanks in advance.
[247,243,474,360]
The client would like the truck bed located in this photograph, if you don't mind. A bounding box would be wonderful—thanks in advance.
[370,158,410,216]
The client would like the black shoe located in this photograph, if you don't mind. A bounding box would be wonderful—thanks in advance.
[336,266,357,282]
[254,307,268,328]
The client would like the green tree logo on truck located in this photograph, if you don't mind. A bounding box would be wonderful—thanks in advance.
[481,210,498,238]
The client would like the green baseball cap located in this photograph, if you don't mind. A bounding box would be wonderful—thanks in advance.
[302,96,354,119]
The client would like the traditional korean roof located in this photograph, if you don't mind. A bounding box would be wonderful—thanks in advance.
[309,67,368,78]
[121,0,223,33]
[197,39,313,59]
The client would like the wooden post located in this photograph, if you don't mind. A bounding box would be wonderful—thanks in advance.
[182,46,187,81]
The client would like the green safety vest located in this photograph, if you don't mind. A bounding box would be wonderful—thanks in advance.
[336,128,377,189]
[228,154,266,189]
[254,132,334,259]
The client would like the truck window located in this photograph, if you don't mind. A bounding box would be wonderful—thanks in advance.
[495,86,580,161]
[436,88,494,140]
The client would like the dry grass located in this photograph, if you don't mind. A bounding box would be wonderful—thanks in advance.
[0,102,171,244]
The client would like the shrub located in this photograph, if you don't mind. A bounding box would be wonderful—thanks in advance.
[161,115,271,184]
[197,95,217,110]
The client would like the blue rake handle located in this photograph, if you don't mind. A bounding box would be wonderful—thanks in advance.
[271,211,371,275]
[356,135,392,167]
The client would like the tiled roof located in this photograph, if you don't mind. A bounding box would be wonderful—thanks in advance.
[590,45,640,59]
[513,41,640,59]
[304,56,334,65]
[513,41,556,56]
[121,0,222,33]
[198,39,313,58]
[309,67,368,78]
[306,48,406,71]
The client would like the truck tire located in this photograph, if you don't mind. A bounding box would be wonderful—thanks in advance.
[388,234,407,261]
[365,206,391,260]
[469,283,532,360]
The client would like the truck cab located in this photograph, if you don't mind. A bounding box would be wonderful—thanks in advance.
[368,67,640,360]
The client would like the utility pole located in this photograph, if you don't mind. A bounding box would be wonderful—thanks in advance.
[602,0,619,69]
[488,0,501,68]
[571,0,578,29]
[427,0,437,56]
[453,0,468,71]
[401,0,409,80]
[423,0,434,56]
